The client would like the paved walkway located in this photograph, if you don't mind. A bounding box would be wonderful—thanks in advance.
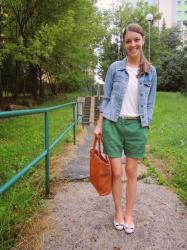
[42,127,187,250]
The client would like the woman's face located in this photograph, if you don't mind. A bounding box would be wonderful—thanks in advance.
[123,31,144,58]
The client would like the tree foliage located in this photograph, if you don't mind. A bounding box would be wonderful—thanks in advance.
[157,51,185,91]
[156,27,185,92]
[0,0,106,99]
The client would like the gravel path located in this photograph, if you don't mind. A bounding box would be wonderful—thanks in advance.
[42,127,187,250]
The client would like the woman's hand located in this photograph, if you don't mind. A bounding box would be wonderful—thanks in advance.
[94,125,102,138]
[94,113,103,138]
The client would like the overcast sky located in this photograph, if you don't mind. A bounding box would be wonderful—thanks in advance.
[96,0,121,10]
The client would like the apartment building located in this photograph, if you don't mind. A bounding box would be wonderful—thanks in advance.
[177,0,187,45]
[125,0,177,28]
[150,0,177,28]
[177,0,187,25]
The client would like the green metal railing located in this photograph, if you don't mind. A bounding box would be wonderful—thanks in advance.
[0,101,83,196]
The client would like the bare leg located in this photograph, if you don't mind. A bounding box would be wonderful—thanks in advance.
[124,157,138,225]
[110,157,123,223]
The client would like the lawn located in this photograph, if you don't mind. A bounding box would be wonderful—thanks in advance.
[147,92,187,204]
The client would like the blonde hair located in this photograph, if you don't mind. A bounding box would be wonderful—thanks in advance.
[123,23,151,77]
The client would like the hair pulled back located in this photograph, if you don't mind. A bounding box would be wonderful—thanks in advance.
[123,23,151,76]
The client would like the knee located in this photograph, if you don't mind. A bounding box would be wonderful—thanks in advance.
[125,167,137,179]
[112,170,122,180]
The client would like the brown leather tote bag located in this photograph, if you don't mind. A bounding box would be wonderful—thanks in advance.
[90,136,112,196]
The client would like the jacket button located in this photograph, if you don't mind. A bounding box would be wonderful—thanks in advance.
[142,116,144,118]
[141,105,143,107]
[140,93,143,96]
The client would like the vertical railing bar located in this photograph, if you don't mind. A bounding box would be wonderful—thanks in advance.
[45,112,50,195]
[73,103,76,145]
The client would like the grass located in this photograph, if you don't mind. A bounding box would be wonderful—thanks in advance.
[146,92,187,204]
[0,91,87,250]
[142,159,168,186]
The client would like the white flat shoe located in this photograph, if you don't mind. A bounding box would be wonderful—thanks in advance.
[114,220,125,231]
[124,223,135,234]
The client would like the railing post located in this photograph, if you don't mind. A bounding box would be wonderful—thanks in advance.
[45,112,50,195]
[73,103,76,145]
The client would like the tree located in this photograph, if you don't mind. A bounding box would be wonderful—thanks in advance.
[0,0,107,100]
[157,51,185,91]
[157,27,185,91]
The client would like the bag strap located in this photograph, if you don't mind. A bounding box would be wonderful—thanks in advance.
[93,136,101,153]
[93,136,110,162]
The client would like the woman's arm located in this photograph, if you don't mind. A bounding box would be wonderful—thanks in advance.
[100,63,115,113]
[147,67,157,124]
[94,62,115,137]
[94,113,103,137]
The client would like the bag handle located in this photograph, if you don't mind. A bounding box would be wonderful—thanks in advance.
[93,136,101,154]
[93,136,109,162]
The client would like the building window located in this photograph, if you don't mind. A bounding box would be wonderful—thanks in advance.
[177,1,181,5]
[185,11,187,15]
[178,10,182,15]
[185,1,187,5]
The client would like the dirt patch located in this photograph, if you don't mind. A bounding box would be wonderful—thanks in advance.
[0,96,35,111]
[147,152,173,181]
[11,209,51,250]
[0,95,60,111]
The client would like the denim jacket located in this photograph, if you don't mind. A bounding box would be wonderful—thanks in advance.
[100,57,157,127]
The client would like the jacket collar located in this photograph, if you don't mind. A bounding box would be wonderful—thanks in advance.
[117,57,151,75]
[116,57,127,71]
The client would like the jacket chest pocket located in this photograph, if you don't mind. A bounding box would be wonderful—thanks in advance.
[143,81,151,94]
[112,78,123,92]
[112,74,127,92]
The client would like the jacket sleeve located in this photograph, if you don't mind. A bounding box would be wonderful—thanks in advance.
[99,63,115,113]
[147,67,157,124]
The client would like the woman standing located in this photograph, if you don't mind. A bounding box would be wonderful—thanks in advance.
[94,23,157,234]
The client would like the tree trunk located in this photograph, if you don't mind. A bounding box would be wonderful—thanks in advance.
[29,64,38,100]
[13,61,19,99]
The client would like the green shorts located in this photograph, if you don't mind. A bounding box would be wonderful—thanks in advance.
[102,117,148,159]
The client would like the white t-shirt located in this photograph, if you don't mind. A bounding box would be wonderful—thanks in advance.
[119,65,139,117]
